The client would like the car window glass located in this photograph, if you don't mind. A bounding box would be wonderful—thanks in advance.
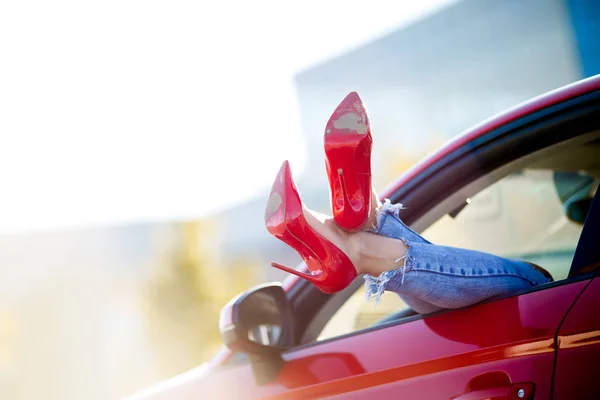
[425,169,590,281]
[317,168,595,341]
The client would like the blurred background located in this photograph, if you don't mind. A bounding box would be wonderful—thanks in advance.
[1,0,599,398]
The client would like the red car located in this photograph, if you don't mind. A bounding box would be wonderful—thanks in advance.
[132,76,600,400]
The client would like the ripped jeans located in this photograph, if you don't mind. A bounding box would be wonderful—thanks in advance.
[363,201,553,314]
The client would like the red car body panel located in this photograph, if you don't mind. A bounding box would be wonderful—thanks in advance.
[553,278,600,399]
[259,281,586,399]
[133,281,592,399]
[130,75,600,399]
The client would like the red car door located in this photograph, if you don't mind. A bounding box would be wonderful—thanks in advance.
[553,278,600,399]
[553,192,600,399]
[183,280,588,400]
[247,281,587,399]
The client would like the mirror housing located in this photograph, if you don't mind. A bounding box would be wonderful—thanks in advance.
[219,283,295,384]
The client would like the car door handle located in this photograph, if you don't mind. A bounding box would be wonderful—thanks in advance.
[452,382,534,400]
[451,387,510,400]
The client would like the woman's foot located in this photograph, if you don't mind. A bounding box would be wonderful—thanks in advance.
[302,206,408,278]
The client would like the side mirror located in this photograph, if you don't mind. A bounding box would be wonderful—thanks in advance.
[219,283,295,384]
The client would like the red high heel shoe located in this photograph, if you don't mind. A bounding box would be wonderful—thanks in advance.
[265,161,358,294]
[324,92,373,232]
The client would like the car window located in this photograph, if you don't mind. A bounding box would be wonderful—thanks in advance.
[424,169,593,281]
[318,168,596,341]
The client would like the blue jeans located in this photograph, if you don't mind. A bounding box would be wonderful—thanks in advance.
[364,200,552,314]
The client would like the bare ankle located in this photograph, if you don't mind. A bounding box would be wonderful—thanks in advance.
[350,232,408,276]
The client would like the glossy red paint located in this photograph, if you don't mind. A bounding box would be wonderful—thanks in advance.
[132,280,589,399]
[553,278,600,399]
[252,281,586,399]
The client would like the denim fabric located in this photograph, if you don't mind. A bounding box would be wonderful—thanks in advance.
[364,200,553,314]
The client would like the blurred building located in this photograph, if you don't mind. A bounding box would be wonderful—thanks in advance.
[294,0,599,197]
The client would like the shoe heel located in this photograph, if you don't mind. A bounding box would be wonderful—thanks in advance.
[337,168,352,210]
[271,262,323,284]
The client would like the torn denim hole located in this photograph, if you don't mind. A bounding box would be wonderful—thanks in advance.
[364,240,414,303]
[369,198,405,233]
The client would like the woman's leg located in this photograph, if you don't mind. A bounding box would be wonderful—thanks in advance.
[303,199,552,314]
[356,201,553,312]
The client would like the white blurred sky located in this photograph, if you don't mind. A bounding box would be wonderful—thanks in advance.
[0,0,453,233]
